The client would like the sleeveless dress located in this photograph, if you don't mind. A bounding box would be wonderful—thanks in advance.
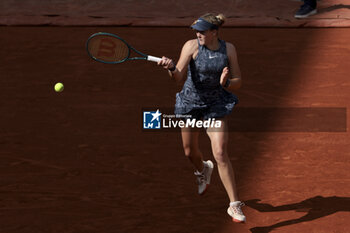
[174,39,239,119]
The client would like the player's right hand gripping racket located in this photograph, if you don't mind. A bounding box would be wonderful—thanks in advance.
[86,32,162,64]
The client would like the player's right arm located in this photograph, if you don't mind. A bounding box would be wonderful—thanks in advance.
[158,39,197,83]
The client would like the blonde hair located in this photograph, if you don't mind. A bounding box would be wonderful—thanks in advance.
[199,13,226,27]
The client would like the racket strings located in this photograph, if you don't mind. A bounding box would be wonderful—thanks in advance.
[113,40,129,61]
[88,36,129,62]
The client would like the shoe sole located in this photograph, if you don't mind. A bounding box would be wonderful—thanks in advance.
[227,207,246,223]
[199,160,214,195]
[233,218,245,223]
[294,9,317,18]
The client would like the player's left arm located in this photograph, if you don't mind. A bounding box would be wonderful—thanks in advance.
[222,42,242,91]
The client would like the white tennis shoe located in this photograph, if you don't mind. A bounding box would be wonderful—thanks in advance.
[227,201,246,223]
[194,160,214,195]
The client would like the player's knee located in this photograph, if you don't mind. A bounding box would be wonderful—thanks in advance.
[183,145,192,157]
[212,148,228,165]
[183,145,197,158]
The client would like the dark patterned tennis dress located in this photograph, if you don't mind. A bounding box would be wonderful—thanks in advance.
[174,39,238,119]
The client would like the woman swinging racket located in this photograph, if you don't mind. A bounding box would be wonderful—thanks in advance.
[158,13,246,222]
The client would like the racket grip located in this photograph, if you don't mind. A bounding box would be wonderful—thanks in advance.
[147,55,162,63]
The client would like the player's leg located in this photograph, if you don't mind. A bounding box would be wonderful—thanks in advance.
[206,118,238,201]
[181,126,214,195]
[181,127,203,171]
[206,118,246,222]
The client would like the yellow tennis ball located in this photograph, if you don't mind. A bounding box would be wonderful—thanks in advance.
[54,82,64,92]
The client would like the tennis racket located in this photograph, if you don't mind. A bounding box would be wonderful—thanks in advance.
[86,32,162,64]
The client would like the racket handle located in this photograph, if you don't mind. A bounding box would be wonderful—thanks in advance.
[147,55,162,63]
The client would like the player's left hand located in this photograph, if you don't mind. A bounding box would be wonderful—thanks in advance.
[220,67,230,87]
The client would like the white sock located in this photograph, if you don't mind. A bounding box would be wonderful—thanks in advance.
[230,201,241,207]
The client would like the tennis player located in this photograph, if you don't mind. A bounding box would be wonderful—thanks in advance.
[158,13,246,223]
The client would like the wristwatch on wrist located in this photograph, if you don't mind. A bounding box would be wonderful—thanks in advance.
[168,61,176,72]
[168,66,176,72]
[224,78,231,88]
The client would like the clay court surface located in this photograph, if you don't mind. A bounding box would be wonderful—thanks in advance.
[1,26,350,233]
